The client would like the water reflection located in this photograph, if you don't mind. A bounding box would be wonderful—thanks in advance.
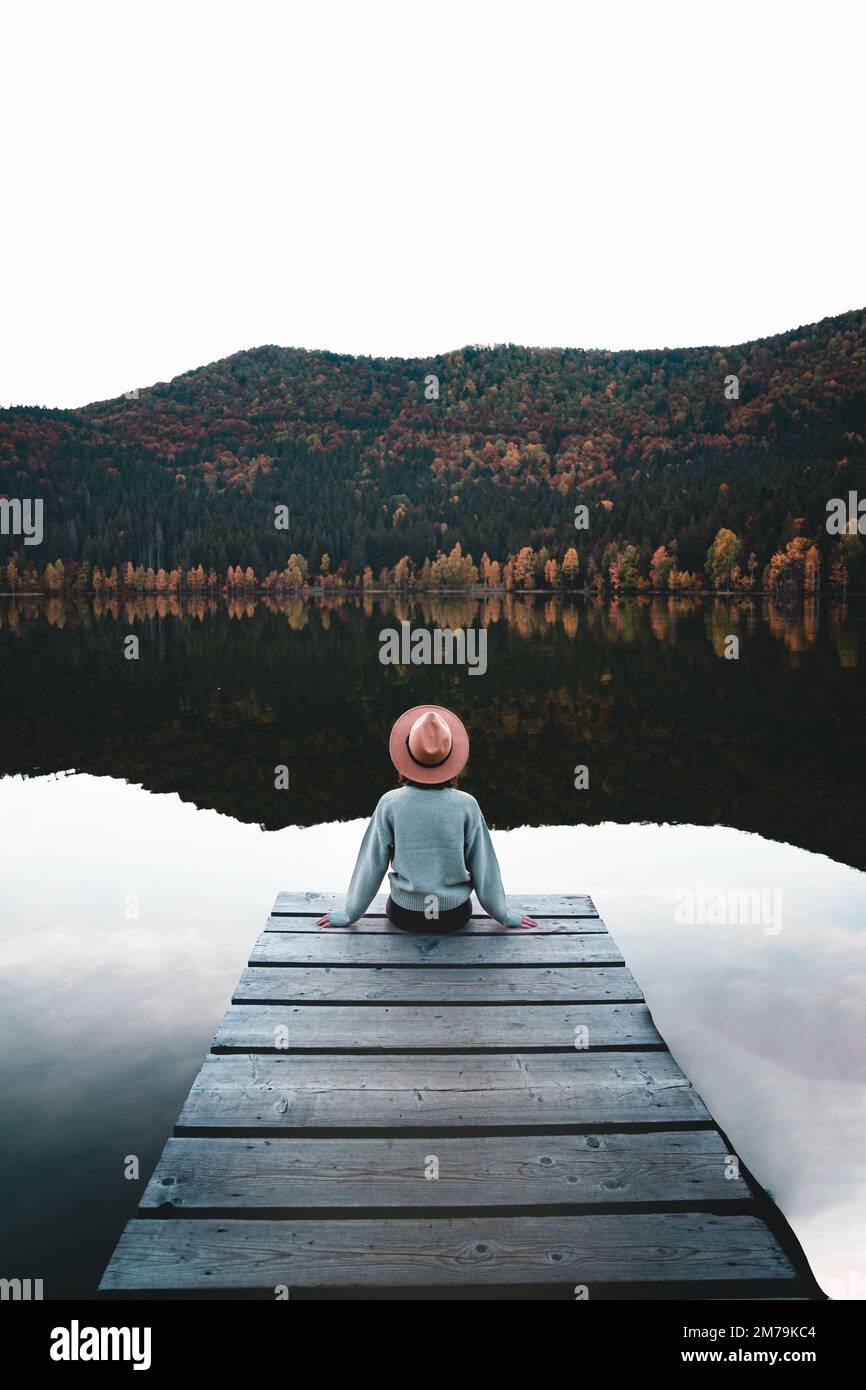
[0,590,860,653]
[2,594,865,1298]
[1,594,863,866]
[0,777,863,1298]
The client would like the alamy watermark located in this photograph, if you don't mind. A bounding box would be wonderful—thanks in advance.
[0,497,43,545]
[50,1321,151,1370]
[674,881,782,935]
[379,620,487,675]
[1,1276,43,1300]
[826,492,866,535]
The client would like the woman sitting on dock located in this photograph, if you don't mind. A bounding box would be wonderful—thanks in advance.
[317,704,538,933]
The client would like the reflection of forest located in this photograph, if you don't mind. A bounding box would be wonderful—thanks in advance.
[1,595,863,868]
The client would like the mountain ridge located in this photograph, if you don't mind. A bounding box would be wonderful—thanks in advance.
[2,307,865,591]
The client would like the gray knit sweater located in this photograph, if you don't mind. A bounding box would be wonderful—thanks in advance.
[328,785,522,927]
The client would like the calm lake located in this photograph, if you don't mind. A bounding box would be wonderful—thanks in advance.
[1,594,865,1298]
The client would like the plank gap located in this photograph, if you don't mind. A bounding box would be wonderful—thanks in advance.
[139,1199,761,1221]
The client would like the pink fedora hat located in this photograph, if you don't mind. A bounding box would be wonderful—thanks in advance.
[389,705,470,785]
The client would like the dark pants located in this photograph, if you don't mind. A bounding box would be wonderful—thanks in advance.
[386,895,472,933]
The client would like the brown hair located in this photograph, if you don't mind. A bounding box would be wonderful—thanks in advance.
[398,774,459,789]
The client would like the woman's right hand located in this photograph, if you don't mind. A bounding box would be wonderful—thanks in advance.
[316,913,331,928]
[518,913,538,929]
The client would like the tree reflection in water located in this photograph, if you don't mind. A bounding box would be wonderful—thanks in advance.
[0,592,862,868]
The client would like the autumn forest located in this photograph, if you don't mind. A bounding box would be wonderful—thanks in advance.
[1,308,865,597]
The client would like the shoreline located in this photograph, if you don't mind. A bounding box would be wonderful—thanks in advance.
[0,587,862,600]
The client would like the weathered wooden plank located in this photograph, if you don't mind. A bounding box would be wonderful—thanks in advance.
[250,932,624,967]
[273,892,598,918]
[141,1130,749,1210]
[265,914,608,934]
[99,1213,798,1292]
[213,1003,663,1051]
[98,886,819,1302]
[176,1051,710,1131]
[233,965,644,1004]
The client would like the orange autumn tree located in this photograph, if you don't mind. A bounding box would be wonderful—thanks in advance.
[512,546,537,589]
[649,544,675,590]
[562,546,580,586]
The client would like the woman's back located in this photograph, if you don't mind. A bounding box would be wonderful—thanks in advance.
[322,705,532,930]
[327,783,523,927]
[381,784,476,910]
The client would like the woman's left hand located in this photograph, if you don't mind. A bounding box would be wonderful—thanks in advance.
[316,913,331,927]
[518,913,539,929]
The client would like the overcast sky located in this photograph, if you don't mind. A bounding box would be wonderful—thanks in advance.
[2,0,864,408]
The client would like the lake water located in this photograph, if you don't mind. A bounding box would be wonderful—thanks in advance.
[1,594,864,1298]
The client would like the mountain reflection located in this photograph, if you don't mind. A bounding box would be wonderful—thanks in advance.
[1,593,863,868]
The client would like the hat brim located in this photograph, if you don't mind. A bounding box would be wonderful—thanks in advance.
[389,705,470,785]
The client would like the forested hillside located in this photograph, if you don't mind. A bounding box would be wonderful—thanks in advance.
[2,309,865,593]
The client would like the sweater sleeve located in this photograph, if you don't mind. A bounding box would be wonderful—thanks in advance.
[465,802,522,927]
[329,799,393,926]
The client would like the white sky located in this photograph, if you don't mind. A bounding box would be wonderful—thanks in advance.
[2,0,865,408]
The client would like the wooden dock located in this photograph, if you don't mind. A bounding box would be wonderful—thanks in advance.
[99,892,819,1299]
